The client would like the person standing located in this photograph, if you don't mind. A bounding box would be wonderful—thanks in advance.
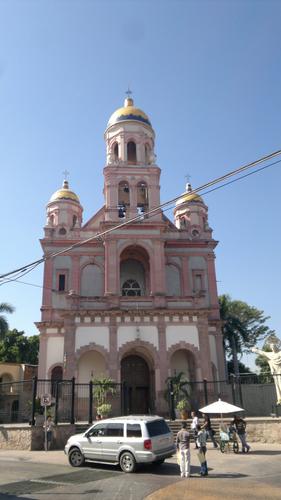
[196,424,208,476]
[43,415,55,451]
[232,415,250,453]
[176,421,191,478]
[202,413,218,448]
[191,411,199,449]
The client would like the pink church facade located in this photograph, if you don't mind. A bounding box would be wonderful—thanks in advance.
[36,96,225,414]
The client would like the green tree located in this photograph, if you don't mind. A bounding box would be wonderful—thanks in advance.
[219,294,274,377]
[0,329,39,364]
[165,371,190,404]
[92,377,117,407]
[0,302,15,340]
[227,360,254,375]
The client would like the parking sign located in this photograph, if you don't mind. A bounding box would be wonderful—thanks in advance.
[41,394,51,406]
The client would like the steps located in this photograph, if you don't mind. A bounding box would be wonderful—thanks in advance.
[167,419,230,442]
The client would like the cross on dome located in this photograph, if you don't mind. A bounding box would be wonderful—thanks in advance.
[62,169,70,181]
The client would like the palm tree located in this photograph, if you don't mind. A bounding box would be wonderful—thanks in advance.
[0,303,15,341]
[219,294,272,377]
[165,371,189,404]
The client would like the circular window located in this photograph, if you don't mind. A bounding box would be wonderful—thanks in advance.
[59,227,67,235]
[122,279,141,296]
[192,229,200,238]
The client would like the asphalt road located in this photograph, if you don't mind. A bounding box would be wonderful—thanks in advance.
[0,443,280,500]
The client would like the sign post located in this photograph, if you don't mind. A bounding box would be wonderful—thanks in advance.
[41,394,51,451]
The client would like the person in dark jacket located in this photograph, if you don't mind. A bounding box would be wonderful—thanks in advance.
[196,424,208,476]
[232,415,250,453]
[202,413,218,448]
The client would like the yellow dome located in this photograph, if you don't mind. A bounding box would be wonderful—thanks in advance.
[107,97,152,128]
[49,180,80,204]
[176,184,203,206]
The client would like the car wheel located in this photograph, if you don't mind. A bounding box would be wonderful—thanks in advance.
[68,447,85,467]
[119,451,136,473]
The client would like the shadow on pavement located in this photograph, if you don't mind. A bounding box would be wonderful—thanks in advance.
[204,473,249,478]
[246,450,281,456]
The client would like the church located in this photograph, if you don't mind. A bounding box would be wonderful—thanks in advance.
[37,94,225,415]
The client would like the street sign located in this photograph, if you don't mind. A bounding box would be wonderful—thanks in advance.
[41,394,52,406]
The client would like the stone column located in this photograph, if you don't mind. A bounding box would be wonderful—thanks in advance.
[63,316,76,379]
[206,253,219,308]
[197,314,213,380]
[104,240,118,295]
[182,256,191,296]
[38,333,48,379]
[42,258,53,308]
[71,255,80,293]
[151,240,165,294]
[156,319,169,414]
[108,322,118,380]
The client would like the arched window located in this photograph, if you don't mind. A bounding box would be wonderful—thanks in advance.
[127,141,136,162]
[113,142,119,159]
[137,182,148,213]
[179,217,187,229]
[166,264,181,296]
[72,215,77,227]
[118,181,130,206]
[122,279,141,296]
[118,181,130,218]
[80,264,104,296]
[120,254,148,296]
[51,365,63,396]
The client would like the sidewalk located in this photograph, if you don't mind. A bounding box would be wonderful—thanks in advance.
[0,449,69,466]
[1,444,281,500]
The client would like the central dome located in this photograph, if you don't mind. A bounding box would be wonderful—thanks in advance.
[107,97,152,128]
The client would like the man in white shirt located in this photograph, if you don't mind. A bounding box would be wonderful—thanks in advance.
[191,411,199,449]
[176,422,191,478]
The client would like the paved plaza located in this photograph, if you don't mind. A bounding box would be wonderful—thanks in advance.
[0,443,280,499]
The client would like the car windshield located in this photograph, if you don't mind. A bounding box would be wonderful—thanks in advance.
[146,420,170,437]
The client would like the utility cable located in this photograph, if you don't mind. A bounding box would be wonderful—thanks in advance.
[0,148,280,283]
[2,156,280,290]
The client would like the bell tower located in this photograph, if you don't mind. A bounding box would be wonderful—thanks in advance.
[103,94,161,222]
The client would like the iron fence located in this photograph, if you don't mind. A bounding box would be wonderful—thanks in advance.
[0,373,280,424]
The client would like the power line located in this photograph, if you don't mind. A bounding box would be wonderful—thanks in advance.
[0,148,280,284]
[2,155,279,290]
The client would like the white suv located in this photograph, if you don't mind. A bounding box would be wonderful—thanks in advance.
[64,415,175,473]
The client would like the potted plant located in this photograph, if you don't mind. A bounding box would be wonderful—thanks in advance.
[97,403,112,418]
[165,372,190,417]
[92,377,117,418]
[176,399,189,420]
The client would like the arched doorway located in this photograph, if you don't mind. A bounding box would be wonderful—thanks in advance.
[121,355,150,414]
[51,365,63,397]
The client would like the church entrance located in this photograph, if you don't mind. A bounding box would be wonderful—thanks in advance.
[121,355,150,414]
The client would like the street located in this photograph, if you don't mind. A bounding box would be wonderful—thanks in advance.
[0,444,281,499]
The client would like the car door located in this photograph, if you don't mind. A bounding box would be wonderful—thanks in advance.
[82,423,106,460]
[101,423,124,462]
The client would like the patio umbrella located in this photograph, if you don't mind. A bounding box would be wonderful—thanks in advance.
[199,398,244,416]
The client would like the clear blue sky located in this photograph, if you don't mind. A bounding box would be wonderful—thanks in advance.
[1,0,280,370]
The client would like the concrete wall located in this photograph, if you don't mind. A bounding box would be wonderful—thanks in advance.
[0,418,280,450]
[0,424,76,450]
